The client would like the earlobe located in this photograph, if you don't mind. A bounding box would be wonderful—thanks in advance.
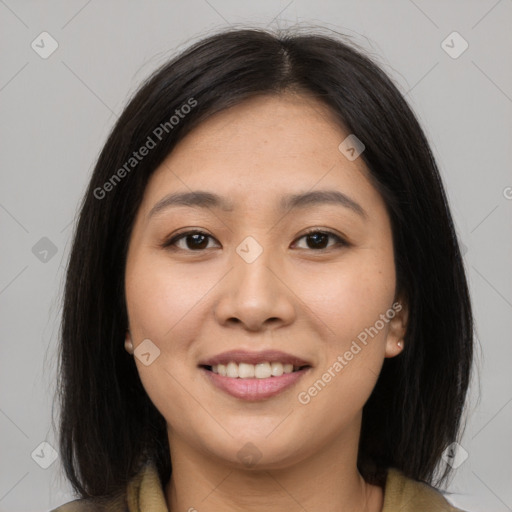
[384,298,408,358]
[124,329,134,355]
[385,338,404,358]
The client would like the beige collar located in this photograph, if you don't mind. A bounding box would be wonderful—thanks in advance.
[125,463,462,512]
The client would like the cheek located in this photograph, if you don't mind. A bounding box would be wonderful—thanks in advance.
[125,255,209,431]
[294,251,396,411]
[296,252,396,343]
[125,253,214,342]
[296,268,395,416]
[124,253,222,403]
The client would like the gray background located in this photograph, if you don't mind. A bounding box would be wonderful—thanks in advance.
[0,1,511,511]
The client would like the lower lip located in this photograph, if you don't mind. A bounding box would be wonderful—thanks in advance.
[201,367,310,400]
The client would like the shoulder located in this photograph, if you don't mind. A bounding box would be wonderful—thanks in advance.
[49,462,153,512]
[50,499,104,511]
[383,467,469,512]
[50,495,127,512]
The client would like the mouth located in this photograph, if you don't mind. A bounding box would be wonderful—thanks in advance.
[199,350,312,400]
[202,361,310,378]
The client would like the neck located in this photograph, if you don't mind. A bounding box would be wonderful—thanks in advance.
[164,424,383,512]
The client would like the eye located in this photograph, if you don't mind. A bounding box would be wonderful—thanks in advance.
[162,229,348,252]
[292,230,347,250]
[163,230,219,251]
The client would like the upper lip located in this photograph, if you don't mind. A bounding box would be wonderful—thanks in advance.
[199,350,312,367]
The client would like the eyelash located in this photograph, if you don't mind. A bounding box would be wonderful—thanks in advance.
[162,228,348,252]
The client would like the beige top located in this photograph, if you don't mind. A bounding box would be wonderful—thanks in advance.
[52,463,466,512]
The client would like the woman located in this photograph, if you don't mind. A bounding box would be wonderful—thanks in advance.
[53,26,473,511]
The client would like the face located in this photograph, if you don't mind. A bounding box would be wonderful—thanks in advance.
[124,93,407,469]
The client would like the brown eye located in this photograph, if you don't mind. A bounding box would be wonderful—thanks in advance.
[163,229,347,253]
[163,231,219,251]
[293,230,347,250]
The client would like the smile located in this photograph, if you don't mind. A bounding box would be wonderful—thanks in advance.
[199,349,312,400]
[208,361,307,379]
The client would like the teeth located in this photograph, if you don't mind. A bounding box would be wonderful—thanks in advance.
[255,362,272,379]
[226,362,238,378]
[209,361,303,379]
[238,363,255,378]
[271,362,283,377]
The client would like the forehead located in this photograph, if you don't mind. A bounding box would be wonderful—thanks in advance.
[170,93,346,161]
[139,93,379,217]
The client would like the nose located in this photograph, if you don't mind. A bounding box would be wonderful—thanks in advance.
[213,249,296,332]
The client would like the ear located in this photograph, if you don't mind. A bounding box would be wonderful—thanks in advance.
[384,296,408,358]
[124,329,134,354]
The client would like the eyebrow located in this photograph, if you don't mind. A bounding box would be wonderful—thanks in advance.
[148,190,367,219]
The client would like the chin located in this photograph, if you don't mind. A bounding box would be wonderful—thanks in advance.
[197,429,311,471]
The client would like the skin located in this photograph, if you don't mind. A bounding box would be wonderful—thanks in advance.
[124,93,408,512]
